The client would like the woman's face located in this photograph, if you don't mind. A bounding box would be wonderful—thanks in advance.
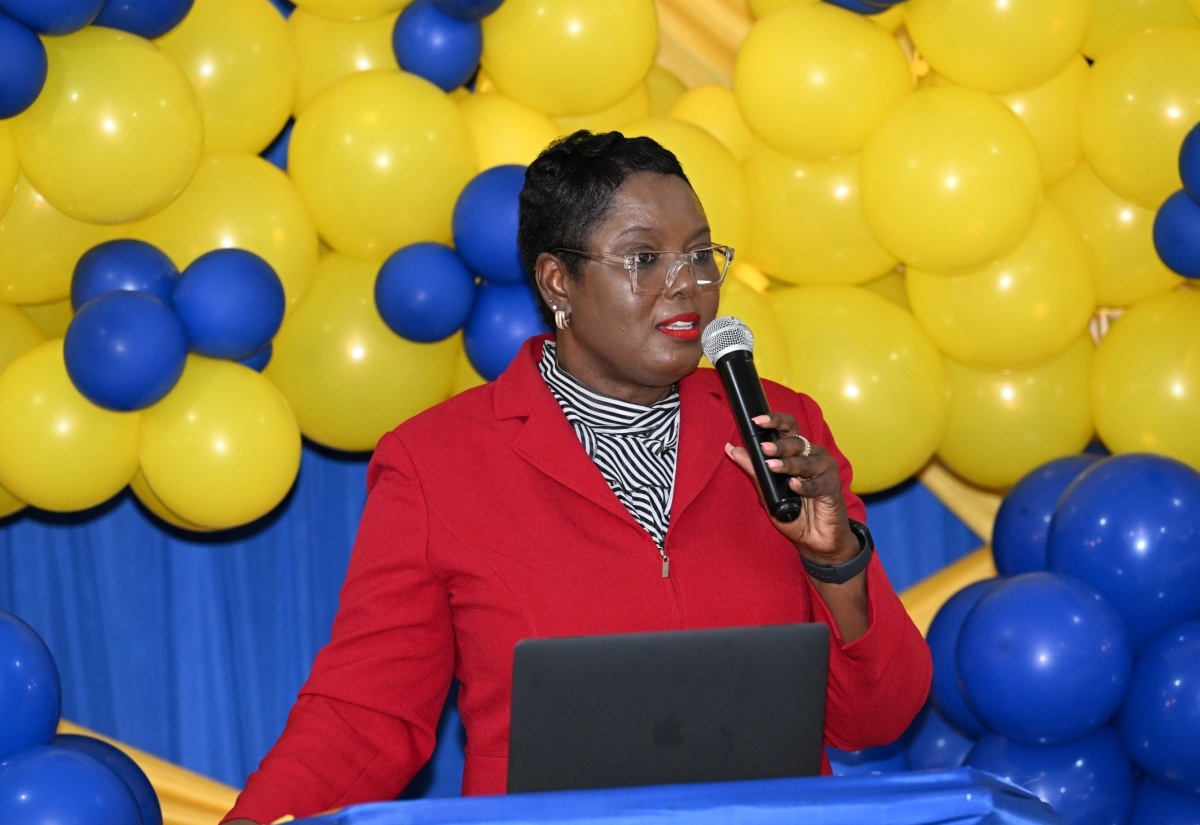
[546,171,720,406]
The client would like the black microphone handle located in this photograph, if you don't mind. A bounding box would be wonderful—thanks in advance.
[714,350,803,523]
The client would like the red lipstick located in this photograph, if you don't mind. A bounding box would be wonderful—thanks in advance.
[656,313,702,341]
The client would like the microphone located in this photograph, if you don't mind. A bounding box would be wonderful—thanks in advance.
[702,316,803,523]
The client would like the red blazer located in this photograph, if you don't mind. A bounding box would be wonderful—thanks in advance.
[226,335,932,824]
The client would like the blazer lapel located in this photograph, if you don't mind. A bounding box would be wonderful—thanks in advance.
[495,337,638,526]
[671,368,737,523]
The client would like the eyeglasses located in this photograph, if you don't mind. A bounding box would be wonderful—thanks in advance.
[554,244,734,294]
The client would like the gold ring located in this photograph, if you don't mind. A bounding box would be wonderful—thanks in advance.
[797,435,812,457]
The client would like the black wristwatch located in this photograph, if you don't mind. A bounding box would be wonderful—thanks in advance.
[802,519,874,584]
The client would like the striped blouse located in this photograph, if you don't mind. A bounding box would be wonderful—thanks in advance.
[538,340,679,551]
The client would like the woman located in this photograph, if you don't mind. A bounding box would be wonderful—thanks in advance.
[223,131,930,824]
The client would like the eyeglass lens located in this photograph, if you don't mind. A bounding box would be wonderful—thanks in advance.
[634,249,728,292]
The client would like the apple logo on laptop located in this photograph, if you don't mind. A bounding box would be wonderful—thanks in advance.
[653,712,683,747]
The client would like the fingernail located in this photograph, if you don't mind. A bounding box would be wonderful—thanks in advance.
[752,415,770,425]
[766,459,783,469]
[724,443,734,456]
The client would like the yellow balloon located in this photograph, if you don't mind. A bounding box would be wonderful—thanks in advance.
[1080,26,1200,210]
[996,56,1088,187]
[667,84,754,163]
[769,286,948,493]
[129,153,319,312]
[733,3,912,161]
[480,0,658,116]
[623,117,750,259]
[0,480,23,520]
[1047,161,1184,307]
[743,141,897,286]
[18,299,74,339]
[140,355,301,530]
[292,0,409,21]
[0,302,47,375]
[0,174,125,305]
[871,5,906,31]
[264,252,459,452]
[1092,289,1200,471]
[13,27,203,224]
[156,0,296,155]
[907,202,1097,370]
[289,70,477,259]
[457,91,559,170]
[129,469,214,533]
[860,86,1042,273]
[711,270,790,386]
[905,0,1090,94]
[748,0,816,17]
[1083,0,1200,60]
[0,122,16,221]
[552,81,652,135]
[0,340,140,512]
[645,64,687,115]
[288,7,401,114]
[938,334,1095,490]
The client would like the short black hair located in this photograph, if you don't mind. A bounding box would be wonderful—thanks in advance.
[518,130,691,327]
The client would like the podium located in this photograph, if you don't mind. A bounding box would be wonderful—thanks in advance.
[293,768,1063,825]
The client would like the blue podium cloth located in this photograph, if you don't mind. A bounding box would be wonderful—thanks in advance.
[294,769,1063,825]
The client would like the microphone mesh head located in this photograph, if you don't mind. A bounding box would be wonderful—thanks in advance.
[701,316,754,363]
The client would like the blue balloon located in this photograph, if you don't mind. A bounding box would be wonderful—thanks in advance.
[826,741,909,776]
[1131,778,1200,825]
[967,727,1135,825]
[265,0,292,16]
[463,283,547,380]
[927,578,1000,738]
[64,292,189,412]
[53,734,162,825]
[1117,619,1200,794]
[822,0,904,14]
[0,0,103,34]
[0,13,46,119]
[957,572,1132,745]
[1049,453,1200,650]
[452,164,527,284]
[71,239,180,311]
[173,248,286,360]
[0,611,60,762]
[1180,121,1200,204]
[393,0,482,92]
[376,242,477,343]
[239,342,273,372]
[1153,189,1200,279]
[0,746,142,825]
[904,702,975,770]
[261,118,293,172]
[992,454,1099,576]
[92,0,194,38]
[430,0,502,21]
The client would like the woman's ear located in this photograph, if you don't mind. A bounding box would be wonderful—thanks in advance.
[535,252,570,311]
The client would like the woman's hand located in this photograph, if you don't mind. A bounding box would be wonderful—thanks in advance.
[724,413,860,565]
[725,412,870,641]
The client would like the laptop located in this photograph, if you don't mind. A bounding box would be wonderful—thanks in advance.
[507,623,830,793]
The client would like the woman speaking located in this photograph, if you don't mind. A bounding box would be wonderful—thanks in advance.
[223,130,931,824]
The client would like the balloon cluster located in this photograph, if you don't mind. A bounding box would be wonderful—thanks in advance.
[906,453,1200,825]
[2,0,1200,529]
[0,609,163,825]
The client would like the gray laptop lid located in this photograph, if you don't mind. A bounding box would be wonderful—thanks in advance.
[507,623,830,793]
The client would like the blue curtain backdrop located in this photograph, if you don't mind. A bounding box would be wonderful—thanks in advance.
[0,441,980,795]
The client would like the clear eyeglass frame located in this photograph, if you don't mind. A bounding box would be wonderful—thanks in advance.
[554,244,735,294]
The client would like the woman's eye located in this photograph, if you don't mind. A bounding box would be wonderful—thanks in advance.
[692,248,713,263]
[632,251,659,266]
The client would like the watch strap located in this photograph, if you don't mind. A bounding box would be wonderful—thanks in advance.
[802,518,874,584]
